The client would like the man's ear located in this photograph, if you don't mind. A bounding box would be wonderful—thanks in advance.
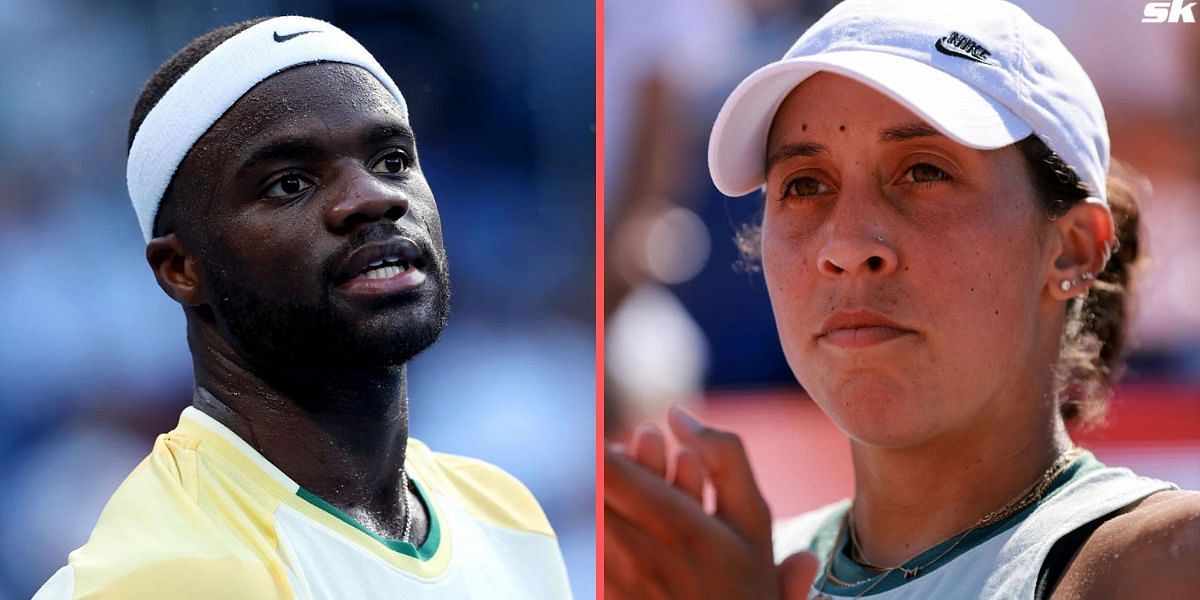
[1046,199,1114,301]
[146,233,205,306]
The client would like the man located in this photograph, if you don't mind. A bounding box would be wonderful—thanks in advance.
[34,16,570,599]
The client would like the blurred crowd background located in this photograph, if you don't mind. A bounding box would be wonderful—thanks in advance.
[605,0,1200,515]
[0,1,594,598]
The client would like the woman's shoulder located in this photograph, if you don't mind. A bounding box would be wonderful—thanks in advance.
[1051,490,1200,599]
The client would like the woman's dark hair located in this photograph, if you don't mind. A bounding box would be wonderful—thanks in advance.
[1016,135,1144,428]
[735,135,1145,428]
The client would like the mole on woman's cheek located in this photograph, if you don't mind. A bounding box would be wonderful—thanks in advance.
[802,123,808,132]
[839,124,846,132]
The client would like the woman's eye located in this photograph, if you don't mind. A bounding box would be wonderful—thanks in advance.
[263,174,313,198]
[371,150,411,174]
[904,163,950,184]
[783,177,829,198]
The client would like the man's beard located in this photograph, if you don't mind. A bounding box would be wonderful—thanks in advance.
[203,258,451,373]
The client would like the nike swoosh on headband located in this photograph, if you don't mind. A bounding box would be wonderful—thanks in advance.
[934,32,996,65]
[274,30,317,43]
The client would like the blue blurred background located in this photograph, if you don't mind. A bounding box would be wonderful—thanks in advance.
[0,1,595,598]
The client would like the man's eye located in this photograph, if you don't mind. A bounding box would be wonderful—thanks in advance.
[904,163,950,183]
[783,177,828,198]
[371,150,411,174]
[263,174,313,198]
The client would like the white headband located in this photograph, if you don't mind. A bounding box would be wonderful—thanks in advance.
[126,16,408,242]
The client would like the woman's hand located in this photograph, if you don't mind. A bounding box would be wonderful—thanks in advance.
[604,406,818,599]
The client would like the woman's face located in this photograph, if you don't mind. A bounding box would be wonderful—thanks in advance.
[762,73,1059,448]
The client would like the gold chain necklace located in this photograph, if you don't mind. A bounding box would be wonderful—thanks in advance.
[814,448,1083,599]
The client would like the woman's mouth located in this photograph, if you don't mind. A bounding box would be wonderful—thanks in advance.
[817,309,916,349]
[818,325,913,349]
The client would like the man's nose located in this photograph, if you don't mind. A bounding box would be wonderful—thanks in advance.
[325,166,409,232]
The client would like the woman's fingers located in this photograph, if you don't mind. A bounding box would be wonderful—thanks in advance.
[630,422,668,479]
[629,421,706,508]
[604,507,672,600]
[605,442,785,599]
[778,552,820,600]
[603,508,641,586]
[605,444,713,541]
[667,405,773,547]
[672,446,706,504]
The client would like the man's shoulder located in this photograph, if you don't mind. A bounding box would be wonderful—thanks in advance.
[36,434,287,600]
[1052,489,1200,599]
[87,429,270,543]
[407,439,555,538]
[35,557,284,600]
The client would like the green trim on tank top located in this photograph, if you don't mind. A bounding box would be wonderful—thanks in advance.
[296,476,442,561]
[808,450,1104,597]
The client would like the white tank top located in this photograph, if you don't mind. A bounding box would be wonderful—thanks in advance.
[772,451,1176,599]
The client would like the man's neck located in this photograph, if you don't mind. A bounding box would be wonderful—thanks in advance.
[190,340,424,542]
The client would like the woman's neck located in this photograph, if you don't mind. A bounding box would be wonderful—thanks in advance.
[847,404,1073,567]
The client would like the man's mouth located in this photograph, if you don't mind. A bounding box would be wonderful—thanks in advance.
[333,236,431,297]
[352,254,416,281]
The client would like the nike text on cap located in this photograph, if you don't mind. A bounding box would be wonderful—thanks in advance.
[707,0,1110,203]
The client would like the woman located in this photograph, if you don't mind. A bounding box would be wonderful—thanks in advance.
[604,1,1199,598]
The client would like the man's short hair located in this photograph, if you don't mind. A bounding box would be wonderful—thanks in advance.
[127,17,268,238]
[127,17,269,153]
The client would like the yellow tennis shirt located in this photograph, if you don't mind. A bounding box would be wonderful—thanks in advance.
[33,407,571,599]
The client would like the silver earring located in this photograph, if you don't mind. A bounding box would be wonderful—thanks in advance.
[1060,272,1093,293]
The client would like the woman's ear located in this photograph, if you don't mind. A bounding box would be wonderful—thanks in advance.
[146,233,205,306]
[1046,199,1114,301]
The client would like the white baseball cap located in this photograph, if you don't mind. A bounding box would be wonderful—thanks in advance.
[708,0,1109,203]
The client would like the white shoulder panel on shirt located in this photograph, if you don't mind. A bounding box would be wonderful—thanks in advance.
[31,565,73,600]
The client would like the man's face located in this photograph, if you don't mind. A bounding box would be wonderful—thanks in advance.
[172,62,450,371]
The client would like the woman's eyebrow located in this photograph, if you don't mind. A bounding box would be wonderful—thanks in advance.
[879,122,942,143]
[766,141,828,169]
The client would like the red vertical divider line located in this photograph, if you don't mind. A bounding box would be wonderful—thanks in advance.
[595,0,605,597]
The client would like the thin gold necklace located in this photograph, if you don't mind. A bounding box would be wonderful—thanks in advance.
[815,448,1082,599]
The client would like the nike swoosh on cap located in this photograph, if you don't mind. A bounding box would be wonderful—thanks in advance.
[274,30,317,43]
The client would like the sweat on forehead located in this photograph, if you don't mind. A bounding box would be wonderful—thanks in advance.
[127,16,407,242]
[152,63,414,248]
[211,63,408,152]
